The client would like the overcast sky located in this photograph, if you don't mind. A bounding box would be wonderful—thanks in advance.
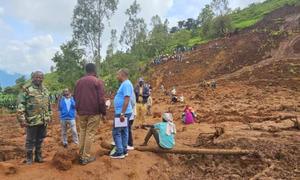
[0,0,265,75]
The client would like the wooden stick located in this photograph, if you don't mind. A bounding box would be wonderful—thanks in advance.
[100,141,256,155]
[250,164,275,180]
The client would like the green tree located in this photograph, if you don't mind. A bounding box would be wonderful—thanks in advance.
[106,29,117,58]
[0,84,2,93]
[15,76,26,85]
[119,0,147,49]
[210,0,232,37]
[148,15,169,56]
[178,20,185,29]
[211,15,233,37]
[71,0,119,63]
[211,0,230,16]
[170,26,179,33]
[52,40,85,89]
[43,72,66,92]
[3,86,18,95]
[184,18,199,31]
[14,76,27,93]
[198,4,214,37]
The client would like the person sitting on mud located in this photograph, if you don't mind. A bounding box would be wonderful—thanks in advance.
[141,113,176,149]
[171,95,178,103]
[211,79,217,89]
[170,87,178,103]
[182,105,197,125]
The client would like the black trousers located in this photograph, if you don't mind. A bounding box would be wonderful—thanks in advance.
[25,124,47,151]
[128,120,134,146]
[142,96,149,104]
[144,127,160,146]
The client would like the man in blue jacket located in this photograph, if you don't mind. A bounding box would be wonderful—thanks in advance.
[134,78,150,104]
[58,88,79,148]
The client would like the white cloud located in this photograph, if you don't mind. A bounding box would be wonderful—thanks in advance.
[0,0,268,75]
[7,0,76,34]
[0,6,12,45]
[101,0,174,55]
[0,35,57,74]
[0,0,175,75]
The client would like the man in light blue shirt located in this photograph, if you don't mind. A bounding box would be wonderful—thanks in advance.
[111,69,134,159]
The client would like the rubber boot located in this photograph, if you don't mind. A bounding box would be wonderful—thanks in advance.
[26,151,33,165]
[34,149,44,163]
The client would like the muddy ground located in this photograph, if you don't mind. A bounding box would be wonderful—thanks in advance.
[0,81,299,180]
[0,4,300,180]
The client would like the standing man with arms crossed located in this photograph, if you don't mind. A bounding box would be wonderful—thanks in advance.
[17,71,52,165]
[74,63,106,165]
[111,69,134,159]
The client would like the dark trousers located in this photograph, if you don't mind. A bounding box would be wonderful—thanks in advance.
[128,120,134,146]
[26,124,47,152]
[142,96,149,104]
[144,127,160,146]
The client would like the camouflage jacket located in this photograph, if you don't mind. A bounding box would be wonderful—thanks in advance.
[17,83,52,126]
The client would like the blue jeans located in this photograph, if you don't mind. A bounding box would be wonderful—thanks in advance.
[112,114,131,154]
[60,120,79,145]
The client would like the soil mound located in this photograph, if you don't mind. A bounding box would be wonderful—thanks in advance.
[52,145,79,171]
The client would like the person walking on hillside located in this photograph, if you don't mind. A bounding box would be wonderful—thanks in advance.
[111,69,134,159]
[74,63,106,165]
[17,71,52,165]
[58,88,78,148]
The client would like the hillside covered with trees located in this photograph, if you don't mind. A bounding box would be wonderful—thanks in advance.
[1,0,299,111]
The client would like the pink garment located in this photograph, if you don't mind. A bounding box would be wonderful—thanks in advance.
[184,111,194,124]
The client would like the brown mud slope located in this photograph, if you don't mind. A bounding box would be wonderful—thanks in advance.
[150,5,300,90]
[1,5,300,180]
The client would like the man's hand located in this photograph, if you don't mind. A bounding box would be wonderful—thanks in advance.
[102,116,108,124]
[45,117,52,125]
[20,122,27,128]
[120,115,125,122]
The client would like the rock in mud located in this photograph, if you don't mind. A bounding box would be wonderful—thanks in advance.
[153,111,162,118]
[0,162,18,175]
[52,145,79,171]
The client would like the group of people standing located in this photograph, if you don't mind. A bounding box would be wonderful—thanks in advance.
[16,63,177,166]
[152,53,184,65]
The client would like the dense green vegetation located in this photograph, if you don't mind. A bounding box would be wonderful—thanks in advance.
[0,76,26,111]
[231,0,300,29]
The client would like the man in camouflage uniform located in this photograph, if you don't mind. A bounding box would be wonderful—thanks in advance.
[17,71,52,165]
